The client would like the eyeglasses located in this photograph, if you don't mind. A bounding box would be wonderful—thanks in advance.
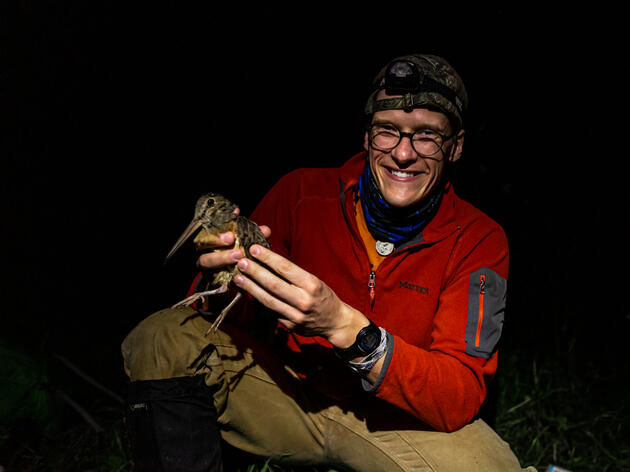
[367,123,456,157]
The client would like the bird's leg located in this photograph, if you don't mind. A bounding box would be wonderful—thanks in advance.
[171,284,242,333]
[206,291,242,335]
[171,284,229,309]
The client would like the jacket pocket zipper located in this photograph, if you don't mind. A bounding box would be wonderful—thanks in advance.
[475,274,486,348]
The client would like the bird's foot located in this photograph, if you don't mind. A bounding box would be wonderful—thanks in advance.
[171,285,229,309]
[206,291,243,335]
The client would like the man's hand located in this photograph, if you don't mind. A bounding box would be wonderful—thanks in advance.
[231,244,370,350]
[194,209,272,272]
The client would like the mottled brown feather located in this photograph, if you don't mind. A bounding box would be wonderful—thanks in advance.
[167,193,270,331]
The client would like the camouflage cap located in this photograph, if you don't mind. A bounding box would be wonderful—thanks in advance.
[365,54,468,129]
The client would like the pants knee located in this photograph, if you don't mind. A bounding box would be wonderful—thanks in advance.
[122,307,200,381]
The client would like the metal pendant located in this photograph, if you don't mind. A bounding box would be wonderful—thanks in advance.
[375,240,394,256]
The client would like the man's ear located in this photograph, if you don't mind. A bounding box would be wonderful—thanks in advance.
[363,131,370,152]
[448,129,465,163]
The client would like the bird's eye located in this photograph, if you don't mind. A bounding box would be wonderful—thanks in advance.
[206,198,215,206]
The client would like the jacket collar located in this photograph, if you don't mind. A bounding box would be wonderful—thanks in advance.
[339,151,459,246]
[339,151,367,190]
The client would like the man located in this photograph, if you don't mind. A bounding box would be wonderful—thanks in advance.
[122,54,534,471]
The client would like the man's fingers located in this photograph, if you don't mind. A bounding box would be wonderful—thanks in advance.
[247,244,311,286]
[235,248,323,318]
[195,231,235,250]
[258,225,272,239]
[197,247,244,270]
[234,272,303,323]
[236,256,296,302]
[196,230,242,271]
[196,224,269,251]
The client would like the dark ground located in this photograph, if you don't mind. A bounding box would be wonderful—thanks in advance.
[2,4,629,471]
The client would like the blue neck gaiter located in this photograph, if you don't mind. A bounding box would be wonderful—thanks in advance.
[358,159,443,244]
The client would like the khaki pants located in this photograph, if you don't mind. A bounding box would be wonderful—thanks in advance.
[121,306,534,471]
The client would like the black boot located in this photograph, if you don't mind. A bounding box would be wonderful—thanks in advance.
[125,375,222,472]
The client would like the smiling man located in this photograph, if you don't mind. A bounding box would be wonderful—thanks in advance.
[121,54,534,471]
[365,106,463,208]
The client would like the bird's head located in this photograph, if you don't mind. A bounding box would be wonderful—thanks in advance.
[164,193,239,264]
[194,193,238,226]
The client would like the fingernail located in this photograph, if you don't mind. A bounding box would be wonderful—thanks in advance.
[238,259,248,270]
[234,275,244,285]
[220,232,233,244]
[231,250,243,260]
[250,245,260,256]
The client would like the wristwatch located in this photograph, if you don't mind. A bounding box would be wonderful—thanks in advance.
[333,321,382,361]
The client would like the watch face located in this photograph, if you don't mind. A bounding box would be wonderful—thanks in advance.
[358,326,381,352]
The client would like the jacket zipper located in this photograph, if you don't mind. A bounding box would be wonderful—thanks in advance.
[368,270,376,307]
[475,274,486,347]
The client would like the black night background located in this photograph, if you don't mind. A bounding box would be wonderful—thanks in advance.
[2,4,628,471]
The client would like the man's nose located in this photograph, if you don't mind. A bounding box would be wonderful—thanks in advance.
[391,135,419,164]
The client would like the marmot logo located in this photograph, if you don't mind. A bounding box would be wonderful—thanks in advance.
[399,280,429,295]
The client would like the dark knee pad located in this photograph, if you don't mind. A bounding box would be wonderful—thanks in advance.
[125,375,222,472]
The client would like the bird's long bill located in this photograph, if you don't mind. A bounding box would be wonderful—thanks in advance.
[164,219,202,263]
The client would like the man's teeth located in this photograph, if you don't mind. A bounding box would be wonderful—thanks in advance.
[390,169,415,178]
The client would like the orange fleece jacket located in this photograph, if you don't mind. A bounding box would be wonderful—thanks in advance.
[191,152,509,432]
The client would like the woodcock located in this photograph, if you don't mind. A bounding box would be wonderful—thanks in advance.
[164,193,270,333]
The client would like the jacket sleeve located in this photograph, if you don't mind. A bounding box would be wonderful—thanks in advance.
[247,173,297,260]
[373,226,509,432]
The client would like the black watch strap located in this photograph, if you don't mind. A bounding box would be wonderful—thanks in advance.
[333,321,382,361]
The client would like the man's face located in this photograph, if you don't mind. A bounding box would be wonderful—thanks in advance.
[364,97,464,208]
